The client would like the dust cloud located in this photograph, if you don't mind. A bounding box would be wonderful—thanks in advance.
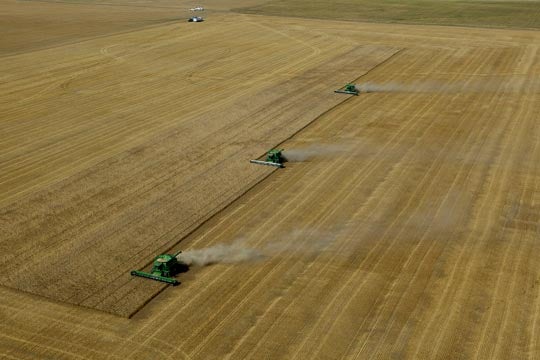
[176,229,337,267]
[176,241,264,266]
[355,77,540,94]
[355,82,443,93]
[282,143,354,162]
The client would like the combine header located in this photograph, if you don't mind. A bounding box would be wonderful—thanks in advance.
[335,83,359,96]
[131,251,187,285]
[250,149,285,168]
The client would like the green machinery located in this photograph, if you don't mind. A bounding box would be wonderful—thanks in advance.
[131,251,187,285]
[334,83,359,96]
[250,149,285,168]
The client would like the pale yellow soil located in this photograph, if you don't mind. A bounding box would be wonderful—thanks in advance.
[1,1,540,358]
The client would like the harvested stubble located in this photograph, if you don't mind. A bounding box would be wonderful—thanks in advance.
[0,9,396,316]
[2,1,540,359]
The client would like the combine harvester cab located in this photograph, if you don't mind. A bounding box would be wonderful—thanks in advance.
[250,149,285,168]
[334,83,359,96]
[131,251,187,285]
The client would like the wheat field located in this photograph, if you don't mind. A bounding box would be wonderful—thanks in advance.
[1,0,540,358]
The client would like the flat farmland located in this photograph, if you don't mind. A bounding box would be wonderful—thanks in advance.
[237,0,540,29]
[2,1,540,359]
[0,0,266,55]
[0,0,180,55]
[0,7,398,316]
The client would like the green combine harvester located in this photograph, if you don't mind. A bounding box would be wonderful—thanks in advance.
[334,83,359,96]
[250,148,285,168]
[131,251,187,285]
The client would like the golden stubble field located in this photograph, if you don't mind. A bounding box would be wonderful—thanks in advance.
[0,2,398,317]
[2,0,540,358]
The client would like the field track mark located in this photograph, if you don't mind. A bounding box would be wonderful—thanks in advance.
[370,45,524,354]
[304,45,494,358]
[491,147,538,359]
[428,52,532,358]
[389,99,524,358]
[0,323,115,359]
[0,332,87,360]
[287,46,474,358]
[360,53,516,359]
[412,49,530,358]
[247,21,321,57]
[0,299,176,360]
[530,175,540,360]
[325,90,481,360]
[15,58,106,105]
[475,81,538,358]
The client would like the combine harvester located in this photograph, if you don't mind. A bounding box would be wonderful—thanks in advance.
[334,83,359,96]
[188,16,204,22]
[250,149,285,168]
[131,251,187,285]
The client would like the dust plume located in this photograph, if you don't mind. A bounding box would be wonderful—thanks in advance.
[176,241,265,266]
[176,229,337,267]
[355,77,540,94]
[282,143,355,162]
[355,81,453,93]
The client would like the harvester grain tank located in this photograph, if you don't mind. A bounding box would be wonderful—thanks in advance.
[131,251,187,285]
[334,83,359,96]
[250,149,285,168]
